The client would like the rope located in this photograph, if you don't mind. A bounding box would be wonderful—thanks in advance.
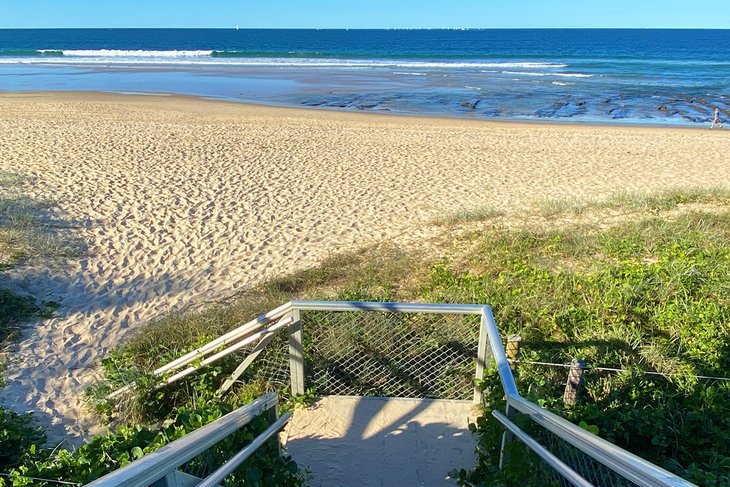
[509,359,730,382]
[0,472,82,486]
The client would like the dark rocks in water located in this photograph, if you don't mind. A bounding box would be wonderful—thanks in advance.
[608,107,630,119]
[535,99,587,118]
[460,100,481,110]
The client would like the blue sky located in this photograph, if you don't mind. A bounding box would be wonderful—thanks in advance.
[1,0,728,29]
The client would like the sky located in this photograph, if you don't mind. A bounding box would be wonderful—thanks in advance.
[0,0,728,29]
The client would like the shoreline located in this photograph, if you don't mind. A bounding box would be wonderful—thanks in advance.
[1,89,720,132]
[0,90,728,444]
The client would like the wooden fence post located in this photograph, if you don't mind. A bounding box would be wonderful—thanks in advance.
[506,335,522,371]
[563,359,586,407]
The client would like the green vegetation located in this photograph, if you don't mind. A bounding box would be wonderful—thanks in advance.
[427,207,730,485]
[0,172,75,370]
[0,173,77,485]
[0,408,45,473]
[537,185,730,217]
[4,187,730,485]
[3,401,303,487]
[434,206,506,225]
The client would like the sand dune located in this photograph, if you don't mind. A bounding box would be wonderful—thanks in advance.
[0,92,728,443]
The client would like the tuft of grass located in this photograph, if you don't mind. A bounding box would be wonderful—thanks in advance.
[603,186,730,210]
[536,196,587,217]
[536,186,730,218]
[433,206,506,225]
[0,187,82,270]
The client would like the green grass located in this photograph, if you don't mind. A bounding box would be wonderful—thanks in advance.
[0,172,81,356]
[536,186,730,217]
[0,174,81,271]
[433,206,506,225]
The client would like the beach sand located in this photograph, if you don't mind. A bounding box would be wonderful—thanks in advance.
[0,92,728,443]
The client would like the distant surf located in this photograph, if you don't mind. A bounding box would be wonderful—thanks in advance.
[0,49,570,71]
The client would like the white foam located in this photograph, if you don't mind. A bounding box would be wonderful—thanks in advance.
[556,73,593,78]
[502,70,546,77]
[393,71,429,76]
[501,70,592,79]
[0,52,569,70]
[62,49,214,57]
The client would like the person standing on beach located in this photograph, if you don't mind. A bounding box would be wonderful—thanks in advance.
[711,107,723,129]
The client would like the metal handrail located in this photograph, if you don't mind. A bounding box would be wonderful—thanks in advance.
[197,413,291,487]
[290,300,485,315]
[505,395,691,487]
[492,411,593,487]
[99,300,696,486]
[86,393,282,487]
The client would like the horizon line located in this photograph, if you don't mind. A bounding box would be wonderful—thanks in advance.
[2,26,730,30]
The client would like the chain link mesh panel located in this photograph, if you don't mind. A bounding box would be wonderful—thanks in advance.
[225,310,480,401]
[299,310,481,400]
[237,328,293,394]
[529,424,640,486]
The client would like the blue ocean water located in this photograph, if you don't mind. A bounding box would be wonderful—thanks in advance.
[0,29,728,126]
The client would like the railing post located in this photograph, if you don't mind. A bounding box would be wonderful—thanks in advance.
[288,307,305,396]
[499,402,517,470]
[473,310,493,404]
[500,336,520,470]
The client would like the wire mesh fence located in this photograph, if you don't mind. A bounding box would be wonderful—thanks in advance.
[299,310,481,400]
[237,310,481,401]
[530,423,641,487]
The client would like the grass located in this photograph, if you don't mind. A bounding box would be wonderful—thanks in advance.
[0,174,81,271]
[0,172,81,353]
[94,187,730,485]
[536,186,730,217]
[433,206,506,225]
[0,171,79,474]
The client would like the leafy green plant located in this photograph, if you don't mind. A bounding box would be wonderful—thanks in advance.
[0,408,46,472]
[2,402,305,487]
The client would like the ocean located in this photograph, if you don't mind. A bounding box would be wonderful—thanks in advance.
[0,28,728,126]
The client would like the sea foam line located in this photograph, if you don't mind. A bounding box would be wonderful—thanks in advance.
[0,50,570,70]
[60,49,214,57]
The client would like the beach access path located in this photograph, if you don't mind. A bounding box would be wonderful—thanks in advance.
[0,92,728,443]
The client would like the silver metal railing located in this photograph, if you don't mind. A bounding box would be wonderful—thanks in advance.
[87,393,289,487]
[100,301,695,487]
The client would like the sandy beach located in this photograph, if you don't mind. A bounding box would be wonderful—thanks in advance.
[0,92,728,443]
